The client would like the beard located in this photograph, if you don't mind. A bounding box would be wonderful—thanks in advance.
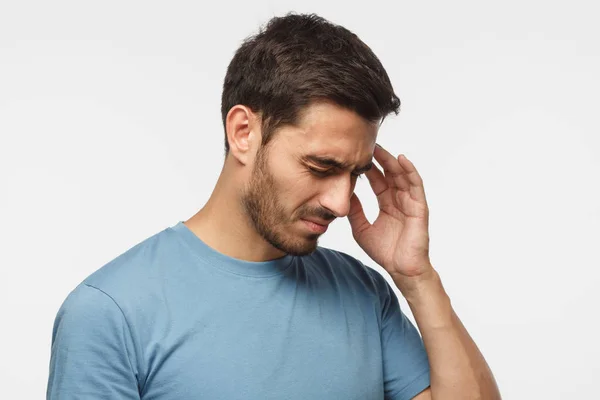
[240,146,324,257]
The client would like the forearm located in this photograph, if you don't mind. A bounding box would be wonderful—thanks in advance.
[393,267,501,400]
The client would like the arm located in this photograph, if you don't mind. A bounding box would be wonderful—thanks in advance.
[368,267,431,400]
[47,283,141,399]
[347,144,501,400]
[395,268,501,400]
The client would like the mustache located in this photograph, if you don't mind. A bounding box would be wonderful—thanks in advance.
[301,208,336,222]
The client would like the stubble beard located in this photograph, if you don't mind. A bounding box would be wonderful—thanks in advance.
[240,147,320,257]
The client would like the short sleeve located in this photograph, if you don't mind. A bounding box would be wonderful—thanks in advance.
[369,268,431,400]
[47,283,140,399]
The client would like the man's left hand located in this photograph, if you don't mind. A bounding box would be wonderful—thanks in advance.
[347,144,434,289]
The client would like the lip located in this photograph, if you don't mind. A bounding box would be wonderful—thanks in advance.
[301,219,329,234]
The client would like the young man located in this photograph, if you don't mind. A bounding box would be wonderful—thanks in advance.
[47,13,501,400]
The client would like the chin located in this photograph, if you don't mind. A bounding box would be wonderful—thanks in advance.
[270,230,320,257]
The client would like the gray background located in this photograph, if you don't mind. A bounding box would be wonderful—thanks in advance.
[1,0,599,398]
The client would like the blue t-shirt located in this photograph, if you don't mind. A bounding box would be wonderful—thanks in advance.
[47,221,430,399]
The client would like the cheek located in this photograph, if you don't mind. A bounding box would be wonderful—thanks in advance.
[280,178,319,213]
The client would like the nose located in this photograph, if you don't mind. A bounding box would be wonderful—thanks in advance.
[319,175,355,218]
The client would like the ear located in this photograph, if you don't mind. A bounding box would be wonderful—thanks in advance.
[225,105,262,165]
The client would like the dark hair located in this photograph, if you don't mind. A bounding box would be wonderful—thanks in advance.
[220,12,400,155]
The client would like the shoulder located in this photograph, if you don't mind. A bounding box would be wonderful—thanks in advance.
[307,245,390,294]
[55,224,180,319]
[52,282,128,341]
[81,225,174,293]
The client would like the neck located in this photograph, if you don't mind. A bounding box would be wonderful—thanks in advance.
[183,164,286,263]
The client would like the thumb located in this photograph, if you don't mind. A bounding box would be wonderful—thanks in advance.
[347,192,371,239]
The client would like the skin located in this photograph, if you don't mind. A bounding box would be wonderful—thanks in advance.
[185,100,377,261]
[184,100,501,399]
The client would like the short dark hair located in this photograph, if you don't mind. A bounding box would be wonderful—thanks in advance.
[220,12,400,155]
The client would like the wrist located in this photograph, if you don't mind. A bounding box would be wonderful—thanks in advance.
[391,266,446,305]
[393,267,454,329]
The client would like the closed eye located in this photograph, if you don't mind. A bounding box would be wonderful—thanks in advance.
[308,167,332,177]
[309,167,363,179]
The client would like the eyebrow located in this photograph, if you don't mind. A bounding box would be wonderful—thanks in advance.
[302,155,373,174]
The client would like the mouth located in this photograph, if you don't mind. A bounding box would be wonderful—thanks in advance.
[301,219,329,234]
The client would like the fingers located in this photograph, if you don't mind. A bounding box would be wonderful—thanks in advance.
[364,162,395,209]
[373,144,411,191]
[397,154,423,186]
[347,192,371,237]
[374,144,427,203]
[364,160,388,195]
[397,154,427,203]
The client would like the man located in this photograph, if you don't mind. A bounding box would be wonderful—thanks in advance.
[47,12,501,400]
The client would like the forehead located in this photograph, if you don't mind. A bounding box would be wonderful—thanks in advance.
[279,101,379,160]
